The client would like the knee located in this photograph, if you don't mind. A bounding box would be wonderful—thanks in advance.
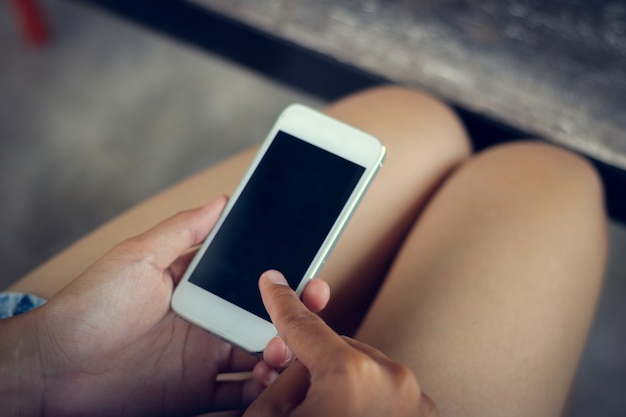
[476,141,603,203]
[325,85,472,166]
[463,141,607,240]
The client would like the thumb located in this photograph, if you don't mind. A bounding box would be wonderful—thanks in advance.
[115,196,227,272]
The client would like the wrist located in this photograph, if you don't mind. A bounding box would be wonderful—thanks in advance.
[0,310,49,416]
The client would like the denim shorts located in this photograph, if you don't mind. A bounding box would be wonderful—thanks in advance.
[0,292,47,319]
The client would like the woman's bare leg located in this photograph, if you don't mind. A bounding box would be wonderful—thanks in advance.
[356,141,608,417]
[6,85,606,417]
[7,85,472,332]
[317,87,471,334]
[6,147,257,299]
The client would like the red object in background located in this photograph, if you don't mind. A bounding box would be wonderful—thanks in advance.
[11,0,51,46]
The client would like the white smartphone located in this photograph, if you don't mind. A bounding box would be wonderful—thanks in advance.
[171,104,385,353]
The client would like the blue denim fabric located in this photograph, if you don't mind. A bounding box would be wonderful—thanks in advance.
[0,293,47,319]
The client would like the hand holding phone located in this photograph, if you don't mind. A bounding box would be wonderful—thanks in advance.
[172,104,385,353]
[242,270,438,417]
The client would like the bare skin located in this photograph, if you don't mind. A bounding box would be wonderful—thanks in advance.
[246,270,437,417]
[5,86,608,417]
[0,200,331,416]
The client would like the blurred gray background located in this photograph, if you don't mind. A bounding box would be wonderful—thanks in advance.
[1,2,625,416]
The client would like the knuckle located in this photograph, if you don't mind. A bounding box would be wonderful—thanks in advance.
[391,361,416,382]
[111,238,156,269]
[113,236,147,258]
[330,349,376,383]
[275,294,322,327]
[283,310,321,337]
[390,363,424,408]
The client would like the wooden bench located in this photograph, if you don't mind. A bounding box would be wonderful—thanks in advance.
[74,0,626,223]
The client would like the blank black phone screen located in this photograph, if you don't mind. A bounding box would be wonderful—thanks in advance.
[189,131,366,321]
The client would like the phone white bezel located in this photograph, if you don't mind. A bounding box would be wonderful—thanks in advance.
[171,104,386,353]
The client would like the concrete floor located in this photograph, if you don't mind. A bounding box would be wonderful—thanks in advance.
[1,2,625,415]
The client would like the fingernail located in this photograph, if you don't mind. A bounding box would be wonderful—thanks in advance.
[265,369,279,386]
[264,270,288,286]
[282,346,294,367]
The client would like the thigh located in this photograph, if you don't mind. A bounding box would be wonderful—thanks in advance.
[317,86,471,333]
[356,141,608,417]
[6,147,258,299]
[7,86,471,337]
